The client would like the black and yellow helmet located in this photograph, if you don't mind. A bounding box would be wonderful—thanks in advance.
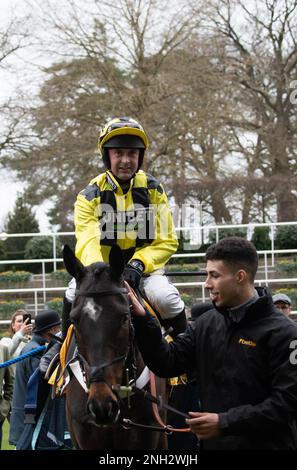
[98,117,149,170]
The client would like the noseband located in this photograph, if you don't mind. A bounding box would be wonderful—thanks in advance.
[74,286,134,390]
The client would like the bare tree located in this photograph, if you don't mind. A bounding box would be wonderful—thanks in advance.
[2,0,200,228]
[6,0,295,228]
[0,12,32,154]
[206,0,297,221]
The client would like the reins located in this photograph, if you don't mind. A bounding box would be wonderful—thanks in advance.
[72,283,191,434]
[122,372,191,434]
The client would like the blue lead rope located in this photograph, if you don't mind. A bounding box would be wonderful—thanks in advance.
[0,346,46,369]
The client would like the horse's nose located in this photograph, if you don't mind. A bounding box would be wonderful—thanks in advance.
[87,397,120,424]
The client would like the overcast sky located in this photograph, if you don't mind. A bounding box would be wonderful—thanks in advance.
[0,0,52,232]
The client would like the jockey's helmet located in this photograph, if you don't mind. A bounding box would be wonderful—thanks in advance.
[98,117,149,170]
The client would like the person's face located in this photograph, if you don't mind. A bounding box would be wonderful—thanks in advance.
[12,314,24,333]
[44,324,61,341]
[109,148,139,181]
[274,301,291,316]
[205,260,247,308]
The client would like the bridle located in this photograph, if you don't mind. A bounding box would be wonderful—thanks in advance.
[73,285,136,393]
[72,284,191,434]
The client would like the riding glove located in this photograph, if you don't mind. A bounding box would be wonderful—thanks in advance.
[124,260,144,289]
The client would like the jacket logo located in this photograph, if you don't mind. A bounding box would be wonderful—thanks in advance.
[238,338,256,347]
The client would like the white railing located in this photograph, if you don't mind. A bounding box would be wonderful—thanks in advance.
[0,248,296,292]
[0,279,296,324]
[0,223,296,318]
[0,272,296,317]
[1,220,297,267]
[0,287,66,317]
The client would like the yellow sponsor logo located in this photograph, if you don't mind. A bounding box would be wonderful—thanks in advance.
[238,338,256,347]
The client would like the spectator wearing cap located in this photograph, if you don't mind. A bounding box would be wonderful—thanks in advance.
[9,310,61,447]
[273,293,292,317]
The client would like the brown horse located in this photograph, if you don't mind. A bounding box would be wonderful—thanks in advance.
[62,245,167,450]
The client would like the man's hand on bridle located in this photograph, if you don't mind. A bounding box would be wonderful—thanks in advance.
[125,281,146,317]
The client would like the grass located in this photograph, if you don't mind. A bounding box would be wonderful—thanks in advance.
[1,419,14,450]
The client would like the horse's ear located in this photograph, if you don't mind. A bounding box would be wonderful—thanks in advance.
[109,245,125,280]
[63,244,85,281]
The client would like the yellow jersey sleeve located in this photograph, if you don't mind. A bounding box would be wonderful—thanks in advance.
[74,190,103,266]
[130,184,178,273]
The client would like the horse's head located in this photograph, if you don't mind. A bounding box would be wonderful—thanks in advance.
[63,244,131,425]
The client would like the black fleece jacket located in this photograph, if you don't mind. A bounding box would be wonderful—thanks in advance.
[133,288,297,449]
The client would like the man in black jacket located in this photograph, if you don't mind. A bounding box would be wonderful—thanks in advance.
[127,236,297,450]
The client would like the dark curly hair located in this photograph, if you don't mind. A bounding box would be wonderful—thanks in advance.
[206,237,258,282]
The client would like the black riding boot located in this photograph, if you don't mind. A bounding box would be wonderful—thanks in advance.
[162,309,187,338]
[62,296,72,339]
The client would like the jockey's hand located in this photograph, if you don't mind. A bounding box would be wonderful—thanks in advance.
[124,282,146,317]
[124,260,144,290]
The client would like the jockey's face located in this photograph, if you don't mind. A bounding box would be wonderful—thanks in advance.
[109,148,139,182]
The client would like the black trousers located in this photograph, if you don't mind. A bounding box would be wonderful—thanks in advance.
[167,381,200,450]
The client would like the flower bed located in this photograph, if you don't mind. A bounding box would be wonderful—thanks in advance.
[46,297,63,314]
[0,270,32,283]
[49,270,71,284]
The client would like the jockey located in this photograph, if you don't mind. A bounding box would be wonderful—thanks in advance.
[63,117,187,338]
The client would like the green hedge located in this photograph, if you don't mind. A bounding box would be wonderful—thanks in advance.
[0,300,26,319]
[209,227,248,242]
[276,260,297,273]
[251,226,271,251]
[0,271,32,283]
[25,236,63,259]
[46,297,63,314]
[275,226,297,250]
[49,270,71,284]
[166,264,201,273]
[181,293,194,307]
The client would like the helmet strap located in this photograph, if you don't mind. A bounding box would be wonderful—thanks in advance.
[102,148,111,169]
[137,149,144,170]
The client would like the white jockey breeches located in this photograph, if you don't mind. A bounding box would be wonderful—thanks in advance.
[142,270,184,319]
[65,271,184,320]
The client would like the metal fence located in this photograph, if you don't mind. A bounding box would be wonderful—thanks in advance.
[0,222,297,318]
